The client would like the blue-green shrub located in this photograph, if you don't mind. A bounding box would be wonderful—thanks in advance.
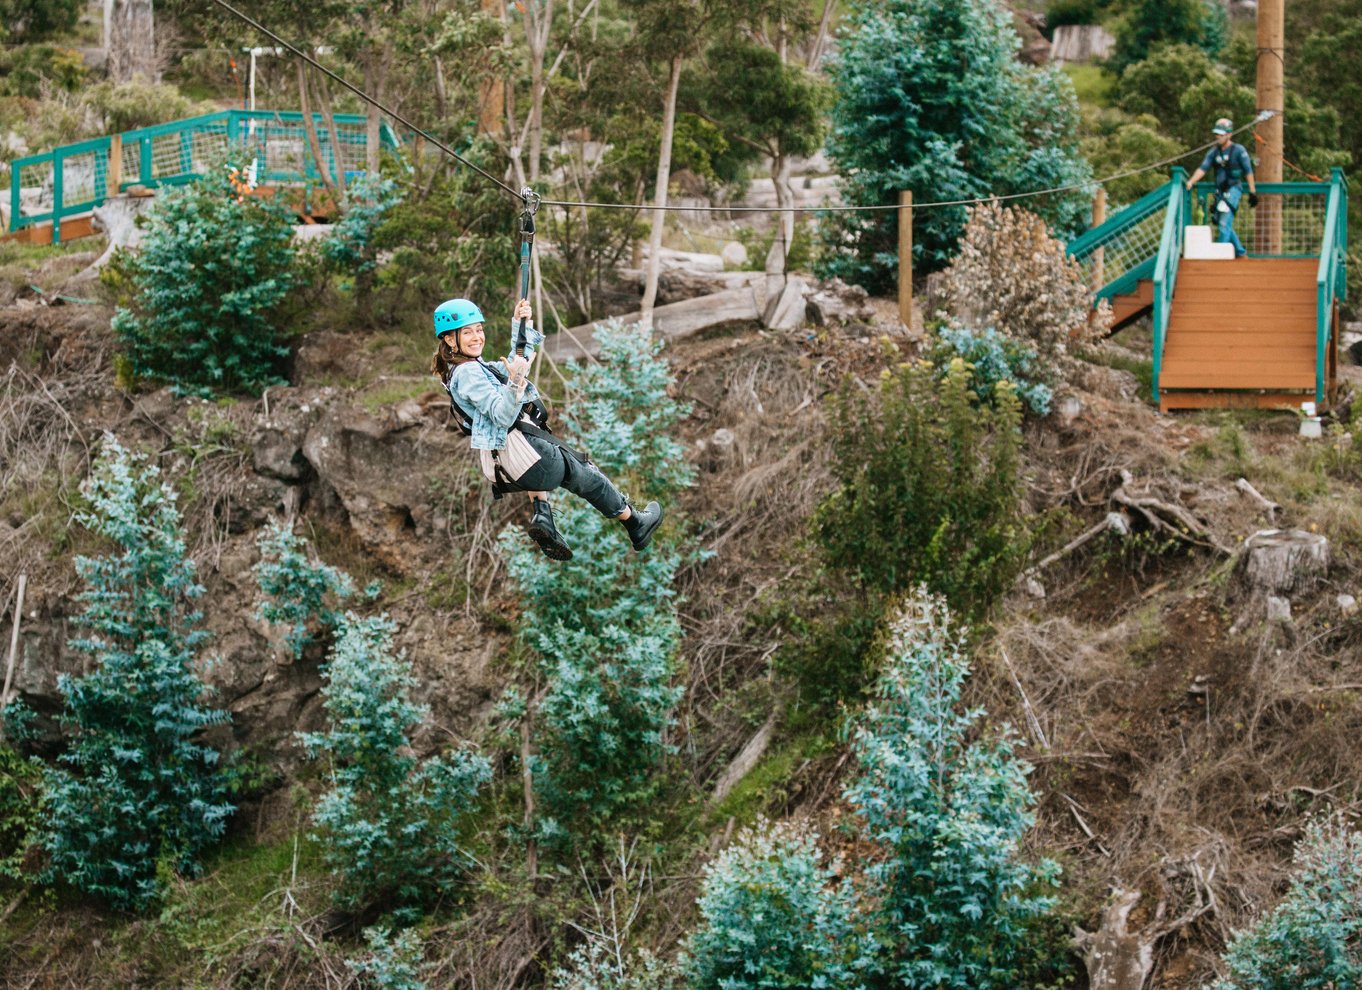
[321,174,403,276]
[299,614,491,915]
[685,820,875,990]
[930,326,1053,416]
[41,436,232,910]
[846,591,1059,988]
[254,519,369,660]
[110,152,296,396]
[504,320,690,837]
[346,926,428,990]
[552,945,675,990]
[1213,816,1362,989]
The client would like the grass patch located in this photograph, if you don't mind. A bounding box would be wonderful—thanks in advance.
[1063,63,1116,109]
[359,376,433,411]
[0,237,103,294]
[708,730,839,828]
[1080,341,1155,402]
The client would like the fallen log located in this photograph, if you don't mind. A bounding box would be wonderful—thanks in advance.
[546,284,765,362]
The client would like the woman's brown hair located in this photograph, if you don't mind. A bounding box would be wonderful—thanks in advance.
[430,335,474,385]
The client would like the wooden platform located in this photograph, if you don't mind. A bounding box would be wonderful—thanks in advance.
[1158,258,1328,412]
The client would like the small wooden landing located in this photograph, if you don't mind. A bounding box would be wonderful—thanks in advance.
[1109,279,1153,331]
[1,215,98,244]
[1158,258,1327,412]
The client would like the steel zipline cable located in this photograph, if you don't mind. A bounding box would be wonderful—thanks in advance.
[206,0,1275,217]
[204,0,528,206]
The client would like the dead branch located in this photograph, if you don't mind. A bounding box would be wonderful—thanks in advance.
[1112,470,1232,554]
[1234,477,1279,523]
[1026,511,1130,576]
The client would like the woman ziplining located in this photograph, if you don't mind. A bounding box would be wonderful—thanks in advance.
[431,294,664,561]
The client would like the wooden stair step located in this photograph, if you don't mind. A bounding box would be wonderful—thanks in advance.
[1159,391,1315,412]
[1160,372,1316,389]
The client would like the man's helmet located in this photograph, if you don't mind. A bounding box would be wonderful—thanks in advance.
[433,298,485,339]
[1212,118,1233,135]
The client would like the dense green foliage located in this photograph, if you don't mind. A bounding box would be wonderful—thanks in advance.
[930,326,1053,416]
[685,820,874,990]
[41,437,232,910]
[505,322,690,840]
[0,0,81,44]
[819,0,1091,289]
[300,614,491,916]
[370,139,520,329]
[255,519,368,660]
[816,358,1029,623]
[1213,816,1362,989]
[0,743,41,882]
[110,155,297,396]
[1109,0,1227,74]
[846,592,1060,988]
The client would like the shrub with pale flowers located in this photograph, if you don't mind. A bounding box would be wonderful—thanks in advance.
[938,201,1111,354]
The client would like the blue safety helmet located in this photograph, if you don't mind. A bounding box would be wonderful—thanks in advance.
[433,298,485,340]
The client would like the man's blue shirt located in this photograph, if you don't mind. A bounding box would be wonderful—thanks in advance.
[1199,142,1254,190]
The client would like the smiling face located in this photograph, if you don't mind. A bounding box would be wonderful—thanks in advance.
[444,322,486,359]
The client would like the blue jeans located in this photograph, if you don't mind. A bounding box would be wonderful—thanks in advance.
[512,435,628,518]
[1216,185,1246,257]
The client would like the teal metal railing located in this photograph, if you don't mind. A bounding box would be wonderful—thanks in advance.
[1150,167,1189,403]
[1316,167,1349,405]
[8,109,401,242]
[1066,179,1176,302]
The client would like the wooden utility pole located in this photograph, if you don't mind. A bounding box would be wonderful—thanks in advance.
[898,191,913,330]
[1255,0,1284,254]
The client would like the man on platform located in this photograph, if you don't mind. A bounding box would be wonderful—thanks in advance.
[1185,118,1259,258]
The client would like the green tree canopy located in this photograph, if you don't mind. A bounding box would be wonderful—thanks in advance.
[818,0,1091,290]
[1108,0,1227,75]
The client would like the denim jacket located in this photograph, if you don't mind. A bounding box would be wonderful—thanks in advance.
[447,320,545,451]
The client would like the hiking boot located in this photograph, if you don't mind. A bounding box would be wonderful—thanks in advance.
[528,498,573,561]
[621,500,664,552]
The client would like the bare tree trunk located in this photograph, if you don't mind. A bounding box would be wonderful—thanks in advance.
[364,52,387,179]
[296,64,344,206]
[108,0,156,83]
[640,55,683,326]
[764,150,795,307]
[520,716,537,881]
[477,0,504,134]
[519,0,555,183]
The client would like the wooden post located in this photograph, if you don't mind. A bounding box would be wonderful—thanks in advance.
[1255,0,1284,254]
[2,575,26,706]
[1091,186,1107,294]
[898,190,913,330]
[108,134,123,193]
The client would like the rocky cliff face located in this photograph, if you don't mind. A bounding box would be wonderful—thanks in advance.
[3,309,510,777]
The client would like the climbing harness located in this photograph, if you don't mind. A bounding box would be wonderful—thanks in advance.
[514,187,540,357]
[447,360,588,499]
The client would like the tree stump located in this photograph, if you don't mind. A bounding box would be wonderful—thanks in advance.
[1242,529,1330,594]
